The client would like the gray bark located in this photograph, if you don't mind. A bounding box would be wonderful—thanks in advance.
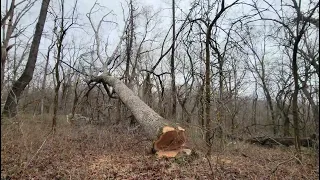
[90,72,173,139]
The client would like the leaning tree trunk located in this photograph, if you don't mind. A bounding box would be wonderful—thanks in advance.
[90,72,191,158]
[2,0,50,118]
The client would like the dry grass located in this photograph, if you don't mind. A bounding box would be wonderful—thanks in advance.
[1,114,319,179]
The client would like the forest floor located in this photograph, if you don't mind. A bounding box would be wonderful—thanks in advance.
[1,114,319,180]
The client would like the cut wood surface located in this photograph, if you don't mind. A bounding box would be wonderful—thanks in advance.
[90,72,191,157]
[154,126,186,151]
[153,126,192,158]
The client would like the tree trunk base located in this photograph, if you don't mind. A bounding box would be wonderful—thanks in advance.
[152,126,192,158]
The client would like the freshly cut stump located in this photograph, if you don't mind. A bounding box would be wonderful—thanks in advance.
[153,126,192,158]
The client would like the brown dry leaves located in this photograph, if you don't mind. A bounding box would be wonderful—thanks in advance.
[1,114,319,179]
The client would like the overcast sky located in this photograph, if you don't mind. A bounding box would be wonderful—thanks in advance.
[1,0,318,98]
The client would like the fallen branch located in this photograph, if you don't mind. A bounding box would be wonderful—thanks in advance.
[24,130,53,169]
[271,157,295,174]
[245,136,316,148]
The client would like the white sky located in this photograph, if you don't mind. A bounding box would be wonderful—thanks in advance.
[1,0,319,98]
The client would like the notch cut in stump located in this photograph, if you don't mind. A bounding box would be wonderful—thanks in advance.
[153,126,191,158]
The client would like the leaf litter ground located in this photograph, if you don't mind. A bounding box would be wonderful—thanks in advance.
[1,115,318,179]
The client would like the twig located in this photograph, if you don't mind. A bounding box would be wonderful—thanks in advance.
[205,155,214,178]
[271,157,295,174]
[24,130,54,169]
[60,60,89,76]
[293,154,303,164]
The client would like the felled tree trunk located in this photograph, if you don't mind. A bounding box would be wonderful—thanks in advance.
[89,72,191,158]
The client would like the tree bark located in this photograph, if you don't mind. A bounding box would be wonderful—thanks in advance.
[89,73,192,157]
[204,26,212,154]
[170,0,177,120]
[91,72,175,139]
[124,0,134,87]
[2,0,50,118]
[289,0,319,161]
[301,83,319,136]
[262,84,277,135]
[252,81,258,132]
[201,0,239,155]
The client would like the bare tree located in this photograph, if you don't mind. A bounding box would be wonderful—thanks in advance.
[124,0,135,88]
[2,0,51,118]
[191,0,239,155]
[284,0,318,162]
[51,0,78,132]
[1,0,36,94]
[250,0,319,161]
[241,26,278,136]
[10,35,32,82]
[275,63,293,137]
[86,0,115,71]
[39,25,56,115]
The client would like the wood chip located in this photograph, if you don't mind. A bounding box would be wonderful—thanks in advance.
[156,150,180,158]
[162,126,175,133]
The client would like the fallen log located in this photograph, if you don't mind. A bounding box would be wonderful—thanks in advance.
[245,136,317,148]
[89,72,192,158]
